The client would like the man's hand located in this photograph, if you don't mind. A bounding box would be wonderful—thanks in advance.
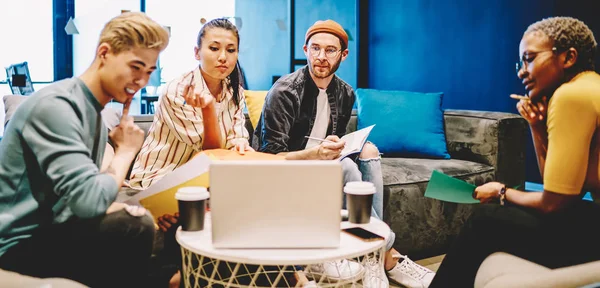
[315,135,345,160]
[514,95,548,128]
[473,182,503,203]
[109,100,145,155]
[231,141,255,155]
[183,83,215,109]
[157,212,180,232]
[106,202,147,217]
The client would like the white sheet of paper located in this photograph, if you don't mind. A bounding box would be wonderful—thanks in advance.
[127,153,212,203]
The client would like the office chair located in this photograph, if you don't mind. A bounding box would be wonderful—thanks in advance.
[5,61,35,95]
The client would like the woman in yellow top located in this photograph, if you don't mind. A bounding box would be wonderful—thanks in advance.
[430,16,600,287]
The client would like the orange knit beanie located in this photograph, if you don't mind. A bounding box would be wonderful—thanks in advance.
[305,20,348,48]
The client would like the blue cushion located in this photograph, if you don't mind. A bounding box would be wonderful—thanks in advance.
[356,89,450,159]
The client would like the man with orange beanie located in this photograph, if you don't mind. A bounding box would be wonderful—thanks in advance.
[254,19,435,288]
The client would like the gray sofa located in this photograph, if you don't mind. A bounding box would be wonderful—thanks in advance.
[237,109,528,260]
[377,110,527,259]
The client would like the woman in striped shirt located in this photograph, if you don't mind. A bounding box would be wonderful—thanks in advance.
[129,18,252,191]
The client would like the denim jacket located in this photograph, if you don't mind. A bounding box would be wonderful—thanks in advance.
[253,65,355,154]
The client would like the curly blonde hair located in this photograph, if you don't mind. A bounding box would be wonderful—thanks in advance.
[98,12,169,54]
[525,16,597,71]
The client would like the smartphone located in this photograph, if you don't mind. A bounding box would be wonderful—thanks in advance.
[342,227,385,242]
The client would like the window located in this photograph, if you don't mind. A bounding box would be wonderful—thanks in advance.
[70,0,234,114]
[73,0,141,76]
[72,0,141,113]
[0,0,53,94]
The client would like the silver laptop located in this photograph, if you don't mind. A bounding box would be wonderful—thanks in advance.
[209,160,342,249]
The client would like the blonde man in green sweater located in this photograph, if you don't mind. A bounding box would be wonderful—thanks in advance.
[0,12,169,287]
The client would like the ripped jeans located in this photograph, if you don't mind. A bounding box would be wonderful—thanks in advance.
[341,156,396,251]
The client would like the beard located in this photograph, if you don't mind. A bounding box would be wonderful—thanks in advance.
[310,57,342,79]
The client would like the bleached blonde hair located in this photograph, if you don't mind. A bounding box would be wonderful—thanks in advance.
[98,12,169,54]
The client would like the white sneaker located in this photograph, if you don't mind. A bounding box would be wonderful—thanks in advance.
[387,255,435,288]
[306,259,365,282]
[362,257,389,288]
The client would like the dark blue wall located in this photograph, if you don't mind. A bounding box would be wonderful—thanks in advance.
[368,0,555,112]
[53,0,74,80]
[368,0,557,183]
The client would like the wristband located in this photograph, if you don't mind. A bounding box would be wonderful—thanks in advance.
[499,185,507,206]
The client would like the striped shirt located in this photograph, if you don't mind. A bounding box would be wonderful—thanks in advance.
[129,67,249,189]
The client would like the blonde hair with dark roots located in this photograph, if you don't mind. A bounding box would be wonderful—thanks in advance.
[98,12,169,55]
[525,16,597,72]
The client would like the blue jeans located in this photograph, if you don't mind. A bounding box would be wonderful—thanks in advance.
[341,156,396,251]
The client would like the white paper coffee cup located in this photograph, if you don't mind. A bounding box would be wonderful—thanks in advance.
[344,181,375,224]
[344,181,376,195]
[175,187,209,201]
[175,187,209,231]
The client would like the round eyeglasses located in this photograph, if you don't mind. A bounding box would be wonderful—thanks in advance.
[516,47,557,74]
[308,45,341,58]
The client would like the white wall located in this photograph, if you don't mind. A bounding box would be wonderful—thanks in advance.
[145,0,236,82]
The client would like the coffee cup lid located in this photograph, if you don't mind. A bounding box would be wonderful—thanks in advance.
[175,186,209,201]
[344,181,375,195]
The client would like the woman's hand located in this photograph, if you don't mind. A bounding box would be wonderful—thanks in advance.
[513,95,548,128]
[231,141,254,155]
[183,84,214,109]
[473,182,503,203]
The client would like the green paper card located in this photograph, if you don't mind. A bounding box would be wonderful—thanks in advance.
[424,170,480,204]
